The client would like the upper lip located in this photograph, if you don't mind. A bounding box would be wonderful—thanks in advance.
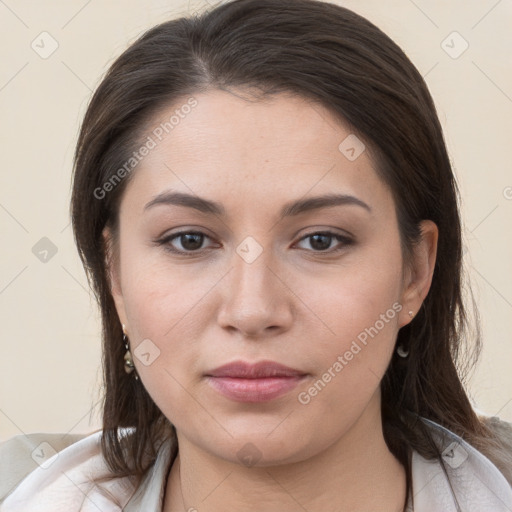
[205,360,307,378]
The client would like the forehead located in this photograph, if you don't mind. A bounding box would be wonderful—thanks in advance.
[120,89,391,217]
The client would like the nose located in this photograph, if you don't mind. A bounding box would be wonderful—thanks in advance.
[216,247,294,338]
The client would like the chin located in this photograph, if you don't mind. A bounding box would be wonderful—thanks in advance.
[190,425,322,467]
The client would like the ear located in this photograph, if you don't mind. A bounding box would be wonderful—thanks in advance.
[398,220,438,328]
[103,226,128,328]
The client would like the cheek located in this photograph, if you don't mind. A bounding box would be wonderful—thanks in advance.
[293,280,402,442]
[118,233,216,336]
[118,257,209,427]
[296,242,403,400]
[304,243,403,349]
[121,265,213,379]
[117,243,224,406]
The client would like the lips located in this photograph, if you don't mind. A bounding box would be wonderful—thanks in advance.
[205,360,308,403]
[205,360,307,379]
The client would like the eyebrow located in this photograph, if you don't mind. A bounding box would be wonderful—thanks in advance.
[144,191,372,218]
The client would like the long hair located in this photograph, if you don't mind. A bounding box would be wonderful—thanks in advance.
[70,0,502,500]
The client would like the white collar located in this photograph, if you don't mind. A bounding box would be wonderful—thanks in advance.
[2,418,511,511]
[408,418,512,510]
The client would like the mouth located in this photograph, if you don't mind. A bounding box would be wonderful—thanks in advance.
[204,360,308,403]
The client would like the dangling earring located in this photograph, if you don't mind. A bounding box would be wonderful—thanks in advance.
[396,311,414,358]
[396,344,409,358]
[122,324,139,380]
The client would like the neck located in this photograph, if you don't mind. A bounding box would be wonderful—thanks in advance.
[163,397,406,512]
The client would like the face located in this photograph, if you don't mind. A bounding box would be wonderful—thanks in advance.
[106,89,436,465]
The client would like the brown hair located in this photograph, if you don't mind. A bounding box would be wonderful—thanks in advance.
[70,0,502,504]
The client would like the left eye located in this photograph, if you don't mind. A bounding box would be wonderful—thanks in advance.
[295,232,353,252]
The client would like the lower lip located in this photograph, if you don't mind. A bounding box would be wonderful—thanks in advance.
[206,376,306,402]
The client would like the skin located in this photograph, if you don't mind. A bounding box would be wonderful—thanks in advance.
[104,89,438,511]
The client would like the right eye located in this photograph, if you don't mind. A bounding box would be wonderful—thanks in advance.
[156,231,219,254]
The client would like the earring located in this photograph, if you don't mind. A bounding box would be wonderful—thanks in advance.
[122,324,139,380]
[396,344,409,358]
[396,311,414,358]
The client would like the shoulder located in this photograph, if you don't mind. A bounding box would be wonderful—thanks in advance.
[0,430,139,511]
[0,432,87,504]
[478,413,512,485]
[410,416,512,511]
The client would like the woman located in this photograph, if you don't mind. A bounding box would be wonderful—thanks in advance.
[1,0,511,510]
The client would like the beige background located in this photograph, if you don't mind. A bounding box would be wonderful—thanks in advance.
[0,0,511,441]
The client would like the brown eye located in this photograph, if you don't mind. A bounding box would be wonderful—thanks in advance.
[296,231,353,252]
[157,231,216,254]
[177,233,205,251]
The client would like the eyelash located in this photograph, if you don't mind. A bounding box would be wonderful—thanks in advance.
[155,230,354,255]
